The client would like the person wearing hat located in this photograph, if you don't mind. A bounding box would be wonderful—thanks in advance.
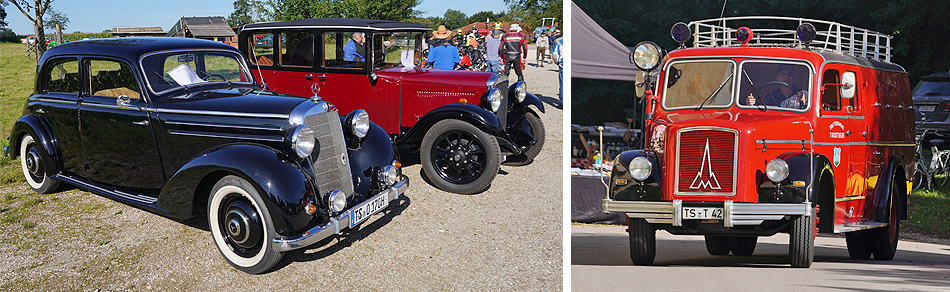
[500,23,527,81]
[428,26,461,70]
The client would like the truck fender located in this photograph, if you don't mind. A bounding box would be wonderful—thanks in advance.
[871,156,907,223]
[346,120,397,197]
[780,152,833,231]
[8,115,60,176]
[394,103,504,146]
[157,143,314,237]
[609,150,663,201]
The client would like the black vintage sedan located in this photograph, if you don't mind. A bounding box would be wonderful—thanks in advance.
[5,37,408,274]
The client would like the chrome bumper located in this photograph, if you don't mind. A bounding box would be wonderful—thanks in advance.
[272,179,408,252]
[603,199,812,227]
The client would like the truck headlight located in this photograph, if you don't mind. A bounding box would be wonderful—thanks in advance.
[327,189,346,213]
[291,125,315,158]
[484,88,502,113]
[511,81,527,103]
[378,165,398,186]
[345,109,370,139]
[766,159,789,182]
[629,157,652,181]
[631,41,662,71]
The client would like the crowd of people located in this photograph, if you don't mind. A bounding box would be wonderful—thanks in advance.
[425,22,563,104]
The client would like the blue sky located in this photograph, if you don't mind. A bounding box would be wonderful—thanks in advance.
[4,0,510,35]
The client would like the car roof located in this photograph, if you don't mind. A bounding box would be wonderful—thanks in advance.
[921,72,950,82]
[241,18,432,32]
[40,37,240,63]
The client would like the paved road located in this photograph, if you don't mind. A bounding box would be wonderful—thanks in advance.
[572,225,950,291]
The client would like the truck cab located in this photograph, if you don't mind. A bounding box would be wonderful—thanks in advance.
[603,17,914,268]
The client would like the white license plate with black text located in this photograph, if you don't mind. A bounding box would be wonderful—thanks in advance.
[349,190,391,227]
[919,105,936,112]
[683,207,724,220]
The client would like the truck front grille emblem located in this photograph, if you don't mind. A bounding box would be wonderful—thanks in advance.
[689,139,722,190]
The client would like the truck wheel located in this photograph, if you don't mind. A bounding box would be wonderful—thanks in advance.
[19,134,61,194]
[704,235,731,255]
[628,218,656,265]
[208,175,283,274]
[421,119,501,194]
[870,180,900,260]
[845,230,872,259]
[728,236,757,256]
[789,215,815,268]
[503,111,545,166]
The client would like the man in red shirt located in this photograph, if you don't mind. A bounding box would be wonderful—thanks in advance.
[500,23,527,81]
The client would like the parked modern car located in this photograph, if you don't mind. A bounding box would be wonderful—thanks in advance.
[913,71,950,145]
[237,18,545,194]
[5,37,408,274]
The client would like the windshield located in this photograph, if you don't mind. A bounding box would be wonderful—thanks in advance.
[737,62,812,111]
[141,51,253,94]
[372,31,424,70]
[662,61,735,109]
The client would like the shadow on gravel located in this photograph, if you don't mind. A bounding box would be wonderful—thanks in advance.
[277,194,412,269]
[534,93,563,110]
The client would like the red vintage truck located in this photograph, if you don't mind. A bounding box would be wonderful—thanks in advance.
[603,17,914,267]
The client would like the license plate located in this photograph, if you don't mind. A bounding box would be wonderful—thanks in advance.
[683,207,724,220]
[349,190,391,227]
[919,105,936,112]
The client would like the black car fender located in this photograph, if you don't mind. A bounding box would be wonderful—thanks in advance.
[345,120,398,197]
[394,103,505,145]
[8,115,60,176]
[157,143,315,237]
[609,150,663,201]
[512,92,545,114]
[870,155,907,222]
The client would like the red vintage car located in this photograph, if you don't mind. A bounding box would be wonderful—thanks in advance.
[237,18,545,194]
[604,17,914,268]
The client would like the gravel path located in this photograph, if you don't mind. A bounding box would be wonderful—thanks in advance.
[0,47,563,291]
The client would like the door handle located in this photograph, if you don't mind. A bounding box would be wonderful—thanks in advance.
[133,120,149,126]
[305,74,312,80]
[317,75,326,81]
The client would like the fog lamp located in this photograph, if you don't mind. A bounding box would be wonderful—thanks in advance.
[766,159,789,182]
[379,165,399,186]
[629,157,652,181]
[327,190,346,213]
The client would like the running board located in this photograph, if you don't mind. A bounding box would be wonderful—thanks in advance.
[834,221,888,233]
[53,174,159,204]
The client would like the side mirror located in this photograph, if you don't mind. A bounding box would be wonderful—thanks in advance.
[841,71,856,99]
[635,71,646,98]
[116,95,133,108]
[369,72,378,86]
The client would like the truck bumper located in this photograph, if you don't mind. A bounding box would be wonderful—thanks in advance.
[272,179,408,252]
[603,199,812,227]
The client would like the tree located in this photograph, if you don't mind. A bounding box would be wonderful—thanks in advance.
[504,0,561,28]
[229,0,267,27]
[267,0,421,22]
[1,2,8,28]
[6,0,54,55]
[467,11,508,24]
[43,8,65,32]
[442,9,466,30]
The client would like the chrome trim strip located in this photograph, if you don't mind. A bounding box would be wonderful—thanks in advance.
[813,142,854,146]
[604,200,811,227]
[289,100,331,126]
[272,179,408,252]
[168,130,284,142]
[31,97,77,105]
[819,115,864,119]
[674,127,739,196]
[82,103,144,111]
[54,175,158,204]
[835,195,866,202]
[151,108,289,119]
[868,142,916,147]
[756,140,812,144]
[486,73,507,92]
[672,200,683,226]
[165,120,283,131]
[834,221,888,233]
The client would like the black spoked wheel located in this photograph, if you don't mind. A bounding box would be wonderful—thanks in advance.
[421,119,501,194]
[789,215,815,268]
[845,230,872,260]
[704,235,731,256]
[208,175,282,274]
[503,111,546,166]
[871,177,901,260]
[628,218,656,265]
[19,133,61,194]
[728,236,758,256]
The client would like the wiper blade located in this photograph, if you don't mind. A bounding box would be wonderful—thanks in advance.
[743,69,768,111]
[698,75,733,111]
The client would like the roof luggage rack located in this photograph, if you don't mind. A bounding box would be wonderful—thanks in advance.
[688,16,893,63]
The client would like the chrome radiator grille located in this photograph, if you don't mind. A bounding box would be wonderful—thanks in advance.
[675,127,737,196]
[305,110,354,197]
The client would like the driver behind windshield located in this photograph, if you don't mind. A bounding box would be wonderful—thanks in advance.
[746,64,807,109]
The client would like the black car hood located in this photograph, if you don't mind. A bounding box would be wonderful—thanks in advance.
[157,88,306,115]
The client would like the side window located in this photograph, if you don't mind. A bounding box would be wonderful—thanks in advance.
[249,33,274,66]
[821,69,840,111]
[280,31,313,67]
[44,58,80,94]
[323,31,364,69]
[86,59,142,101]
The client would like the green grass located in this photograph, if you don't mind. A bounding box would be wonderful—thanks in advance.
[0,43,35,185]
[908,186,950,236]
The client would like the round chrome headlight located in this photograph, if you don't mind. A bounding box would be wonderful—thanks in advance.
[378,165,399,186]
[631,41,661,71]
[628,156,652,181]
[513,82,527,103]
[347,109,370,139]
[484,88,503,113]
[766,159,790,182]
[327,189,346,213]
[291,125,315,158]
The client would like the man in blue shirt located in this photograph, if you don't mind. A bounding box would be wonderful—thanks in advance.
[343,32,365,62]
[427,38,460,69]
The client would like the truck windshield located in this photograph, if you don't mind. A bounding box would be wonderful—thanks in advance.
[662,61,735,109]
[737,62,812,111]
